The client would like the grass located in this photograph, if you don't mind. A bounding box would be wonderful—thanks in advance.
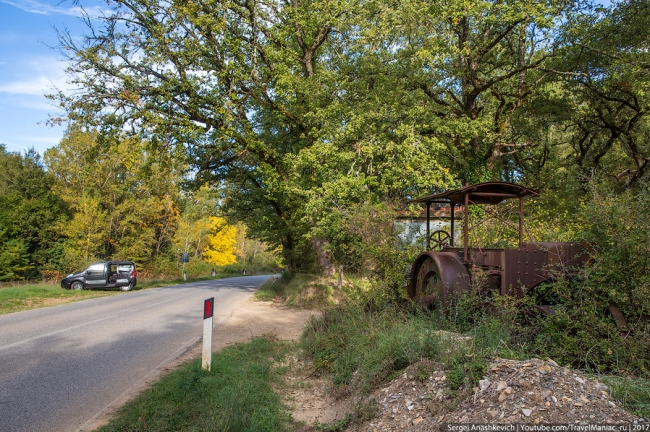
[97,336,293,432]
[0,283,116,315]
[301,303,485,393]
[601,375,650,419]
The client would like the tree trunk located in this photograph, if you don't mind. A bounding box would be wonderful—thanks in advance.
[311,238,335,277]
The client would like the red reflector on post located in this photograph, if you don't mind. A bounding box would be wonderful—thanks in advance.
[204,297,214,319]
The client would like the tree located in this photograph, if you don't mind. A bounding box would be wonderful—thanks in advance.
[0,145,68,279]
[203,217,237,266]
[44,129,182,269]
[541,0,650,188]
[53,0,457,272]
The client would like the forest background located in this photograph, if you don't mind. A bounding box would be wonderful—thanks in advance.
[1,0,649,289]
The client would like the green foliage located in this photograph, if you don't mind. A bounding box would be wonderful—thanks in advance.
[98,336,292,432]
[45,130,182,271]
[0,145,69,279]
[524,179,650,375]
[446,355,488,391]
[0,240,33,281]
[38,0,650,277]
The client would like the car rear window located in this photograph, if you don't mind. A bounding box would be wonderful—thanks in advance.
[117,264,133,273]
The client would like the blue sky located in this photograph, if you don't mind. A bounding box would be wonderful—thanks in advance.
[0,0,107,155]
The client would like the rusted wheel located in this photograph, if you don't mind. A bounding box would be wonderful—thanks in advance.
[408,252,470,310]
[427,230,451,251]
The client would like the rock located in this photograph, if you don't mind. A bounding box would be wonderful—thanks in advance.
[479,379,491,391]
[413,417,424,425]
[547,359,559,367]
[575,376,585,384]
[522,409,532,417]
[499,387,514,402]
[488,410,499,418]
[496,381,508,392]
[539,365,552,374]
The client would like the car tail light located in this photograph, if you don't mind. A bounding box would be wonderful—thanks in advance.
[131,269,137,278]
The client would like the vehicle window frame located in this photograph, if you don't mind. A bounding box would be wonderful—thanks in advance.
[86,264,105,275]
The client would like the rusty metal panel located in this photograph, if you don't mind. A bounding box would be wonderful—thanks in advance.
[502,243,588,297]
[502,248,544,297]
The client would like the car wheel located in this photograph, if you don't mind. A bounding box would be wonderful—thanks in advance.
[71,281,84,290]
[120,282,133,292]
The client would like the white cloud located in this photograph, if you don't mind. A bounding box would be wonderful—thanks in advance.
[0,140,31,152]
[0,75,69,95]
[0,55,72,96]
[0,134,63,154]
[0,0,109,18]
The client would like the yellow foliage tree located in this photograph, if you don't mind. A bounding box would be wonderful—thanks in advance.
[203,217,237,266]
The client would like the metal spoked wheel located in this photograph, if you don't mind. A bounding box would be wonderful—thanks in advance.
[71,281,84,290]
[120,282,133,292]
[408,252,470,311]
[427,230,451,251]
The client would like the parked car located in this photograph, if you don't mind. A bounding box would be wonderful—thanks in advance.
[61,261,137,292]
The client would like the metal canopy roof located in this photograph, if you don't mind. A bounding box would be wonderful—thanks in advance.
[411,182,538,206]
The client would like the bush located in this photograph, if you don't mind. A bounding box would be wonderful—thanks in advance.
[520,179,650,375]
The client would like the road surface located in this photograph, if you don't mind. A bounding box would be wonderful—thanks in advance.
[0,275,269,432]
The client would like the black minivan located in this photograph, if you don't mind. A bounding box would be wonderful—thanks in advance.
[61,261,137,292]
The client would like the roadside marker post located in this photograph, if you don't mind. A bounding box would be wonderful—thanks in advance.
[202,297,214,371]
[181,252,189,281]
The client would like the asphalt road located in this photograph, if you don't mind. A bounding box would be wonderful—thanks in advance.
[0,275,269,432]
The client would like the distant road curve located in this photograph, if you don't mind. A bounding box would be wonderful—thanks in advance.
[0,275,269,432]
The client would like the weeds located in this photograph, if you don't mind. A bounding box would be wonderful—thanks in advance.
[602,375,650,419]
[314,414,351,432]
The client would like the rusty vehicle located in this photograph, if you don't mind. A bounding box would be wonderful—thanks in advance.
[407,182,590,313]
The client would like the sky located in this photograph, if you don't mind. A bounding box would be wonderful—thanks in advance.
[0,0,615,157]
[0,0,108,155]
